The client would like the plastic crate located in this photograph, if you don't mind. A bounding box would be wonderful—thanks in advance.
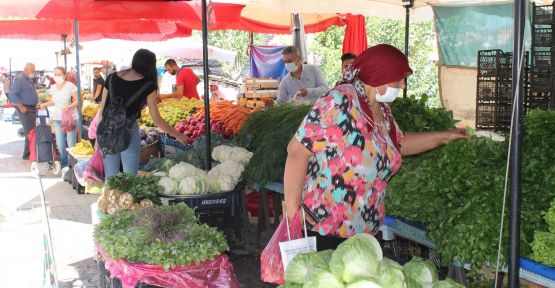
[159,190,244,241]
[533,3,554,25]
[476,102,512,132]
[532,27,553,47]
[530,71,554,91]
[160,134,190,156]
[477,50,513,80]
[532,50,553,70]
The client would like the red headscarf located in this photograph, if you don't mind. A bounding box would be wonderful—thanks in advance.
[339,44,412,90]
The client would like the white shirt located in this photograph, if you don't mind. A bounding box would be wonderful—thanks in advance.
[159,72,176,94]
[277,64,329,104]
[48,81,78,121]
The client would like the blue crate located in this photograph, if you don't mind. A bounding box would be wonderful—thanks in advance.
[160,134,190,156]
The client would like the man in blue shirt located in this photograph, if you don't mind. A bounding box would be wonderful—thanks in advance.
[10,63,38,160]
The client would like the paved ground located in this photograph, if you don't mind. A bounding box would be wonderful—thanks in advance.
[0,118,273,288]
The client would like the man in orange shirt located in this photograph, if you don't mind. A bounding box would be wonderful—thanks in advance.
[159,59,200,100]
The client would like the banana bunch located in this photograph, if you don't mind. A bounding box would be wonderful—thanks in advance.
[72,141,94,156]
[82,103,100,121]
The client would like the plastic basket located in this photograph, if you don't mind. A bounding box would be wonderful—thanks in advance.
[532,50,553,70]
[160,134,190,156]
[139,141,160,164]
[533,4,554,25]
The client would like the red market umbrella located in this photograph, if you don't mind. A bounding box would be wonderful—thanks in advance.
[342,14,367,56]
[0,19,192,41]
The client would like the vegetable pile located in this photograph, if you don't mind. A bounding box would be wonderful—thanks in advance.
[531,198,555,266]
[235,104,312,185]
[69,140,94,156]
[82,102,99,122]
[389,95,458,132]
[385,109,555,269]
[192,101,250,135]
[140,98,203,127]
[139,127,160,147]
[157,145,252,195]
[97,173,161,215]
[279,234,464,288]
[94,203,228,270]
[173,116,233,144]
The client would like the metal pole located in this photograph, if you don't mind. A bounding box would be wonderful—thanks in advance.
[201,0,212,170]
[403,0,413,98]
[74,20,83,136]
[55,52,59,67]
[509,0,526,287]
[61,34,68,72]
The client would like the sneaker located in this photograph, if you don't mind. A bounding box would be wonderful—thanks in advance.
[62,167,70,182]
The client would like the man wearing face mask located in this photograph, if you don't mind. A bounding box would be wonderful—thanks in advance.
[283,45,467,250]
[277,46,328,104]
[10,63,39,160]
[159,59,200,100]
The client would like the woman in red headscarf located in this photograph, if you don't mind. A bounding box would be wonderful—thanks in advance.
[283,44,467,250]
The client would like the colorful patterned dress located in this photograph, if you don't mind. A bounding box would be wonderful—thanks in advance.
[295,85,404,238]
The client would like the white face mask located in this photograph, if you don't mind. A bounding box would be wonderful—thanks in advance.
[54,76,64,83]
[285,62,298,73]
[375,86,401,103]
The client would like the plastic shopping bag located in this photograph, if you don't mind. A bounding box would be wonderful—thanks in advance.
[84,149,104,183]
[61,110,76,132]
[88,110,101,139]
[260,209,316,284]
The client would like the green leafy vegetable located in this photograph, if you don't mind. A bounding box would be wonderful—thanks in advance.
[389,94,458,132]
[531,231,555,267]
[375,259,406,288]
[433,278,465,288]
[106,173,161,204]
[345,279,382,288]
[93,204,228,270]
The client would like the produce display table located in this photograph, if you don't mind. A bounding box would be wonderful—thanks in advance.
[96,246,239,288]
[500,259,555,288]
[380,216,436,249]
[248,181,284,239]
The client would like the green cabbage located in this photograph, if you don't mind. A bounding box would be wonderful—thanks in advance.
[375,259,406,288]
[345,279,383,288]
[383,257,404,271]
[284,251,328,284]
[432,278,465,288]
[318,249,334,263]
[304,270,345,288]
[403,257,438,287]
[277,283,303,288]
[329,234,382,283]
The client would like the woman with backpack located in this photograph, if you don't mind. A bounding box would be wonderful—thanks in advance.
[38,66,78,168]
[96,49,188,179]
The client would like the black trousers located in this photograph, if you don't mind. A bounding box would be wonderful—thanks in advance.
[16,105,37,158]
[307,230,347,251]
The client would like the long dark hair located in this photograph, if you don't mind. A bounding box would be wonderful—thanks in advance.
[131,49,159,90]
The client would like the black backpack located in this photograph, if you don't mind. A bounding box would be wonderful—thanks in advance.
[97,75,152,155]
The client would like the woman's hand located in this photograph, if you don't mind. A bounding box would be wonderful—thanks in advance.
[176,133,189,146]
[441,128,469,144]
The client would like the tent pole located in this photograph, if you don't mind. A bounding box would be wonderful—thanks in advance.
[403,0,413,98]
[62,34,68,72]
[201,0,212,170]
[74,20,83,137]
[509,0,525,287]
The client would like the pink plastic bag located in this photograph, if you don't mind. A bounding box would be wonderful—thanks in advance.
[84,149,104,183]
[260,210,304,284]
[97,245,239,288]
[88,110,101,139]
[61,109,76,132]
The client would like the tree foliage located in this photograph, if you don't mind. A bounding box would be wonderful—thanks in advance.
[311,17,439,106]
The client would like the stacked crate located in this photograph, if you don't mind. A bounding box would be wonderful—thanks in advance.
[239,78,279,109]
[530,3,555,111]
[476,50,521,131]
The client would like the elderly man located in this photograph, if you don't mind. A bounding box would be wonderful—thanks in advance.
[277,46,328,104]
[10,63,38,160]
[159,59,200,100]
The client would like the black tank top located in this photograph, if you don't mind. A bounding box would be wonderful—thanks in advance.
[104,72,156,119]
